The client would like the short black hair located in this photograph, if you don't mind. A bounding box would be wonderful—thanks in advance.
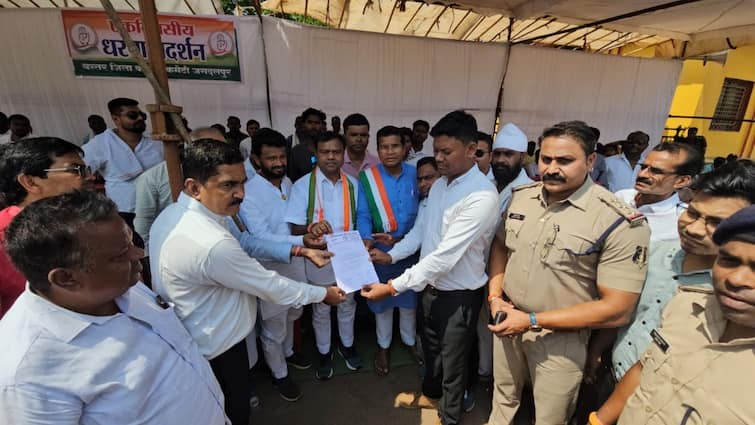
[541,120,597,157]
[376,125,403,148]
[693,159,755,204]
[713,157,726,169]
[429,110,478,144]
[477,131,493,150]
[301,107,326,122]
[87,114,104,122]
[417,156,438,171]
[107,97,139,115]
[252,128,287,156]
[651,142,704,176]
[8,114,30,125]
[589,126,601,142]
[314,131,345,150]
[413,120,429,130]
[5,190,118,292]
[182,138,244,184]
[0,111,7,123]
[342,113,370,132]
[626,131,650,144]
[0,137,84,206]
[246,119,260,127]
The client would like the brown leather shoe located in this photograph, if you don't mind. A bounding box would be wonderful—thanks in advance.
[406,344,424,366]
[394,392,438,410]
[374,347,390,376]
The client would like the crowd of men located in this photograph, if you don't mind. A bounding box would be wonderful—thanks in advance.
[1,101,754,425]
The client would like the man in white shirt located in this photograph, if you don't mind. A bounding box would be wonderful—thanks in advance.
[604,131,649,192]
[0,191,227,425]
[134,126,225,252]
[363,110,499,425]
[83,98,164,230]
[614,142,703,243]
[149,139,345,425]
[0,114,33,145]
[492,123,535,215]
[236,128,319,402]
[406,119,434,165]
[238,119,260,159]
[475,131,495,183]
[285,131,364,380]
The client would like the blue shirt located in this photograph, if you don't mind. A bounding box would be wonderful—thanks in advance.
[357,163,419,242]
[357,163,420,312]
[611,240,712,379]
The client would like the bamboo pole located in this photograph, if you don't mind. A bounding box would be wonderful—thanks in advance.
[100,0,188,202]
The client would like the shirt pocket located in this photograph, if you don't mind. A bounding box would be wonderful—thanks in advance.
[548,231,598,280]
[504,218,525,252]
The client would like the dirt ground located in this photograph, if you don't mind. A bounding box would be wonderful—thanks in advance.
[250,363,494,425]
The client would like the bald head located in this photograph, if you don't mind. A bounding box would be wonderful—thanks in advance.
[190,127,226,142]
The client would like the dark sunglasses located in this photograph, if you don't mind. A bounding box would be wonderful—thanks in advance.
[43,163,92,178]
[123,111,147,120]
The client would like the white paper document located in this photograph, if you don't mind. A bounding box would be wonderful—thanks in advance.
[324,231,379,294]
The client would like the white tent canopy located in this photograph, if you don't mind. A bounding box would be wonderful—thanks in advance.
[0,0,222,15]
[261,0,755,57]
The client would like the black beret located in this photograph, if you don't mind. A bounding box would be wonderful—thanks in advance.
[713,205,755,245]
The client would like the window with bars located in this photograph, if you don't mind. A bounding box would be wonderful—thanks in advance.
[710,78,753,132]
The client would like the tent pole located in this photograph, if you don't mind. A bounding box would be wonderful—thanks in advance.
[100,0,186,203]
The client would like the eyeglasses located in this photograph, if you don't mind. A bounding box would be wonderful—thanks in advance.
[679,207,722,234]
[638,163,676,176]
[43,163,92,178]
[123,111,147,120]
[475,149,490,158]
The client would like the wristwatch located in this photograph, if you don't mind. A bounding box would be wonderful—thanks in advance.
[529,312,542,332]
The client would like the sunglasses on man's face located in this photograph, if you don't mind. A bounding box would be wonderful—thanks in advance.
[123,111,147,120]
[475,149,489,158]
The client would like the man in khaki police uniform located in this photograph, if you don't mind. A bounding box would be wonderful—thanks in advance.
[487,120,650,425]
[591,204,755,425]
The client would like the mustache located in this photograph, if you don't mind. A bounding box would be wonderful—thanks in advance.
[542,173,566,182]
[636,177,653,185]
[230,198,243,206]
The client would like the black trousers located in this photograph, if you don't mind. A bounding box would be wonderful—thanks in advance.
[419,286,483,425]
[209,340,250,425]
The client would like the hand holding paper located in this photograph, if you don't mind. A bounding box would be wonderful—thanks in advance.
[324,231,379,294]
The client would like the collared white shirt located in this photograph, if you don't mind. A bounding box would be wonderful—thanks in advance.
[285,167,359,285]
[389,165,498,292]
[239,173,306,319]
[604,153,643,193]
[0,283,227,425]
[149,193,326,359]
[498,168,534,215]
[239,136,252,159]
[83,129,164,213]
[0,132,33,145]
[615,189,683,242]
[405,141,434,166]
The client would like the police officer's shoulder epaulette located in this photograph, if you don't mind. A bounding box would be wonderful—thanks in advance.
[596,193,646,227]
[677,285,715,295]
[512,181,541,192]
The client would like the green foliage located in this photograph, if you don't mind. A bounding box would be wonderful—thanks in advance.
[219,0,328,26]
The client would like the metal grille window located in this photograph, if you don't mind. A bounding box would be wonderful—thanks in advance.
[710,78,753,132]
